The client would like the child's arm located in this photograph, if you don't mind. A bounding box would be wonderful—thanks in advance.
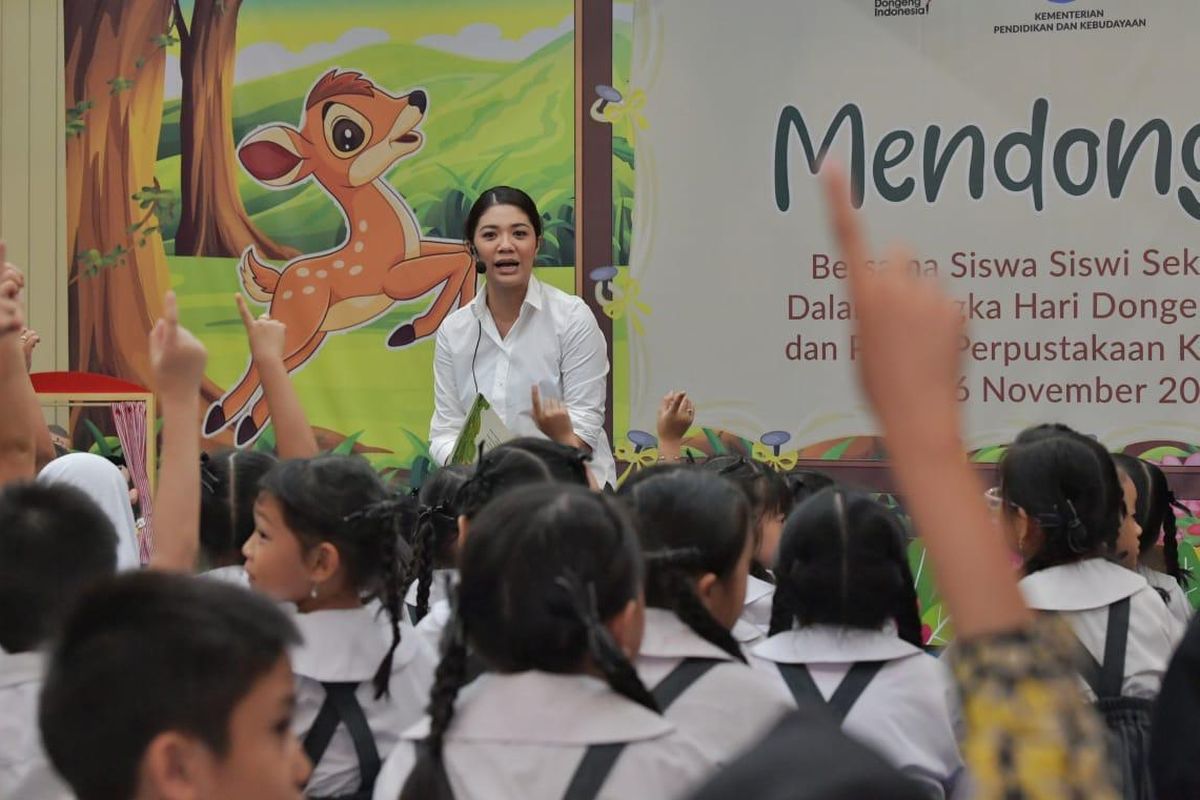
[147,291,207,572]
[825,166,1117,799]
[824,168,1027,638]
[656,391,694,462]
[236,294,318,459]
[0,254,34,484]
[20,328,57,470]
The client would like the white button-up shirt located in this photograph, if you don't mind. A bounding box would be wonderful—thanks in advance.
[429,276,616,488]
[636,608,793,765]
[0,649,73,800]
[372,670,714,800]
[1020,557,1180,700]
[752,624,967,799]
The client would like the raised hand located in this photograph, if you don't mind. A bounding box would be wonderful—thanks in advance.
[236,293,287,365]
[20,328,40,372]
[656,390,695,446]
[149,291,208,399]
[824,166,964,443]
[531,384,576,444]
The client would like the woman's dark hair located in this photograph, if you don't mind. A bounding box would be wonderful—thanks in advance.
[401,484,656,800]
[620,468,750,661]
[701,455,790,581]
[1112,454,1191,587]
[770,489,922,647]
[39,571,299,800]
[455,445,555,520]
[199,449,277,567]
[408,465,472,622]
[498,437,590,486]
[1000,434,1122,575]
[259,456,417,698]
[464,186,543,242]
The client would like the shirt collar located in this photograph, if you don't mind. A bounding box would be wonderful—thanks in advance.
[744,575,774,605]
[732,618,765,645]
[752,623,922,664]
[471,275,545,320]
[289,600,422,682]
[1020,557,1148,611]
[639,608,738,661]
[0,650,45,690]
[402,670,673,745]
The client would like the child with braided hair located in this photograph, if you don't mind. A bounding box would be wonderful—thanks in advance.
[242,456,437,799]
[374,483,714,800]
[404,465,471,625]
[618,467,793,764]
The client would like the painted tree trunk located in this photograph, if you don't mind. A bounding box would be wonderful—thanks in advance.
[174,0,297,259]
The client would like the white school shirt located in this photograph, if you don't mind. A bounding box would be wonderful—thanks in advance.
[752,625,966,799]
[290,601,437,797]
[372,671,714,800]
[1020,558,1179,700]
[428,276,616,489]
[414,598,452,654]
[1138,564,1193,639]
[739,575,774,634]
[0,650,73,800]
[635,608,794,764]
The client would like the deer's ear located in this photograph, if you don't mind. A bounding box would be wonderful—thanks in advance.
[238,125,313,187]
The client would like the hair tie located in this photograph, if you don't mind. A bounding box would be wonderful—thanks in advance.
[553,571,612,657]
[1166,489,1191,517]
[199,453,221,495]
[1059,500,1091,554]
[417,502,456,528]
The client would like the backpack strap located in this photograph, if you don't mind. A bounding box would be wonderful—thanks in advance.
[1097,596,1132,700]
[777,661,886,724]
[651,657,724,711]
[562,742,627,800]
[1063,597,1132,701]
[302,682,382,798]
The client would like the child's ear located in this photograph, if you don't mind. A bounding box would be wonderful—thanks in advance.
[694,572,720,604]
[140,731,211,800]
[305,541,342,585]
[238,125,313,187]
[1017,510,1044,557]
[456,515,469,545]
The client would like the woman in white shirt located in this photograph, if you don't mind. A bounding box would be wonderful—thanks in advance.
[377,483,714,800]
[752,488,966,799]
[427,186,615,488]
[619,467,794,764]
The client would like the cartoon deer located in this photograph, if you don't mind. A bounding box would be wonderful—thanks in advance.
[203,70,476,445]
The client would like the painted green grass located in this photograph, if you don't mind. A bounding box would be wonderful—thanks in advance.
[172,256,631,462]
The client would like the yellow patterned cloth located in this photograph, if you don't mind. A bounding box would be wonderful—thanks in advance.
[949,618,1119,800]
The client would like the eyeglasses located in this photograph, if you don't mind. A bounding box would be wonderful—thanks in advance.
[984,486,1019,513]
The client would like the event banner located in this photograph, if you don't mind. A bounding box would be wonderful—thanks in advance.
[629,0,1199,451]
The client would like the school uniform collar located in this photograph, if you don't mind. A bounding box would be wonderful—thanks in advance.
[0,649,44,690]
[470,275,545,320]
[1019,557,1148,612]
[732,618,765,645]
[752,623,922,664]
[639,608,737,662]
[403,670,674,746]
[744,574,774,606]
[289,599,420,682]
